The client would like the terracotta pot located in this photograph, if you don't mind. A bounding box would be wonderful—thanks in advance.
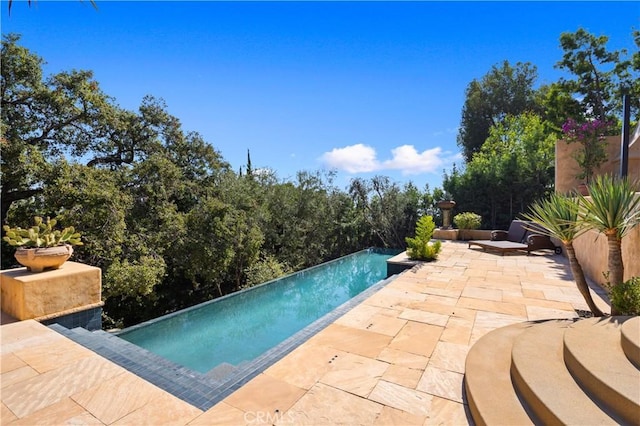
[14,245,73,273]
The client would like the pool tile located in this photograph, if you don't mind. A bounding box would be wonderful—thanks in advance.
[283,382,382,425]
[526,305,578,321]
[113,392,203,425]
[264,343,342,390]
[373,405,426,425]
[405,300,458,317]
[420,287,462,299]
[2,355,124,418]
[1,365,39,389]
[381,364,423,389]
[335,304,382,328]
[71,372,165,424]
[0,320,59,349]
[368,380,432,417]
[428,341,469,374]
[439,317,473,345]
[319,352,388,397]
[376,348,429,370]
[398,308,449,327]
[425,396,470,425]
[307,323,392,358]
[7,398,102,426]
[13,337,94,373]
[365,313,407,337]
[189,402,246,425]
[388,321,443,357]
[456,296,527,317]
[364,292,417,311]
[223,373,306,415]
[386,279,429,295]
[416,366,464,403]
[461,286,503,302]
[0,353,26,373]
[1,402,18,423]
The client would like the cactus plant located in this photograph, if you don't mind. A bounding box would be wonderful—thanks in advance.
[3,216,83,248]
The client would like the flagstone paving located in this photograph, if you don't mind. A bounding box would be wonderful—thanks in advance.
[0,241,609,425]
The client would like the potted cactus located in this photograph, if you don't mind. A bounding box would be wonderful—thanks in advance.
[3,216,83,272]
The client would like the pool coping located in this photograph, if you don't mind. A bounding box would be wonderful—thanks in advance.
[51,272,399,411]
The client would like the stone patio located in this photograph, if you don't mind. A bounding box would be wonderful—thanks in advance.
[0,241,610,425]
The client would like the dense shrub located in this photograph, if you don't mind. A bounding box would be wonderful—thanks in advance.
[405,215,441,261]
[453,212,482,240]
[453,212,482,230]
[610,276,640,316]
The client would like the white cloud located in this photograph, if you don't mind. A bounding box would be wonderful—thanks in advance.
[319,143,379,173]
[320,143,453,175]
[383,145,443,175]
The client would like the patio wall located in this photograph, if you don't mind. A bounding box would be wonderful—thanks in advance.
[555,135,640,194]
[556,132,640,287]
[573,221,640,286]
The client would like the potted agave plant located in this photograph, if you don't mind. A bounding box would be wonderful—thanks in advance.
[2,216,83,272]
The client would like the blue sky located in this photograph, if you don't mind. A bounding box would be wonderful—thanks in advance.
[2,1,638,190]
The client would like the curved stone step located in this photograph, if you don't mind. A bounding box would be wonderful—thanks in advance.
[620,316,640,369]
[511,319,616,425]
[563,317,640,425]
[464,322,534,426]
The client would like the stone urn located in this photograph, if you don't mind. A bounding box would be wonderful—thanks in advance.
[437,200,456,229]
[14,245,74,273]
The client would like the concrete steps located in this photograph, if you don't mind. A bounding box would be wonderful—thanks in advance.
[465,316,640,426]
[563,317,640,425]
[621,317,640,369]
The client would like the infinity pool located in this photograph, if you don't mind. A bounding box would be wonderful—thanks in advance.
[118,248,396,373]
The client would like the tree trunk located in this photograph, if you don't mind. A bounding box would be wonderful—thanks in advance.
[606,232,624,315]
[565,243,605,317]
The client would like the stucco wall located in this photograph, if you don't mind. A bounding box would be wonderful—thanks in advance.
[555,135,640,194]
[555,134,640,287]
[573,223,640,286]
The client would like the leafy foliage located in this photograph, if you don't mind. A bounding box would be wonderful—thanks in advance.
[609,276,640,316]
[555,28,638,124]
[580,175,640,307]
[445,113,555,229]
[453,212,481,230]
[562,118,611,183]
[405,216,441,261]
[457,61,540,162]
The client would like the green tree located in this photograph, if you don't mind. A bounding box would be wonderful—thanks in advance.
[523,193,604,317]
[457,61,540,162]
[555,28,638,125]
[405,215,441,261]
[446,113,555,229]
[349,176,422,248]
[1,34,117,222]
[580,175,640,314]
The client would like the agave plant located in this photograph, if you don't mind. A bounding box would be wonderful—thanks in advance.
[522,193,604,317]
[580,175,640,313]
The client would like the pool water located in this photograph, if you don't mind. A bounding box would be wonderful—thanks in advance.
[118,249,396,373]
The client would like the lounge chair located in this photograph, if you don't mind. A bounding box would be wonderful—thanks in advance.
[468,220,562,255]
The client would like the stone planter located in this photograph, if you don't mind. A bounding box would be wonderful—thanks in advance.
[14,245,73,273]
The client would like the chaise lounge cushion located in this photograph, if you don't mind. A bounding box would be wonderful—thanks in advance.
[469,220,561,255]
